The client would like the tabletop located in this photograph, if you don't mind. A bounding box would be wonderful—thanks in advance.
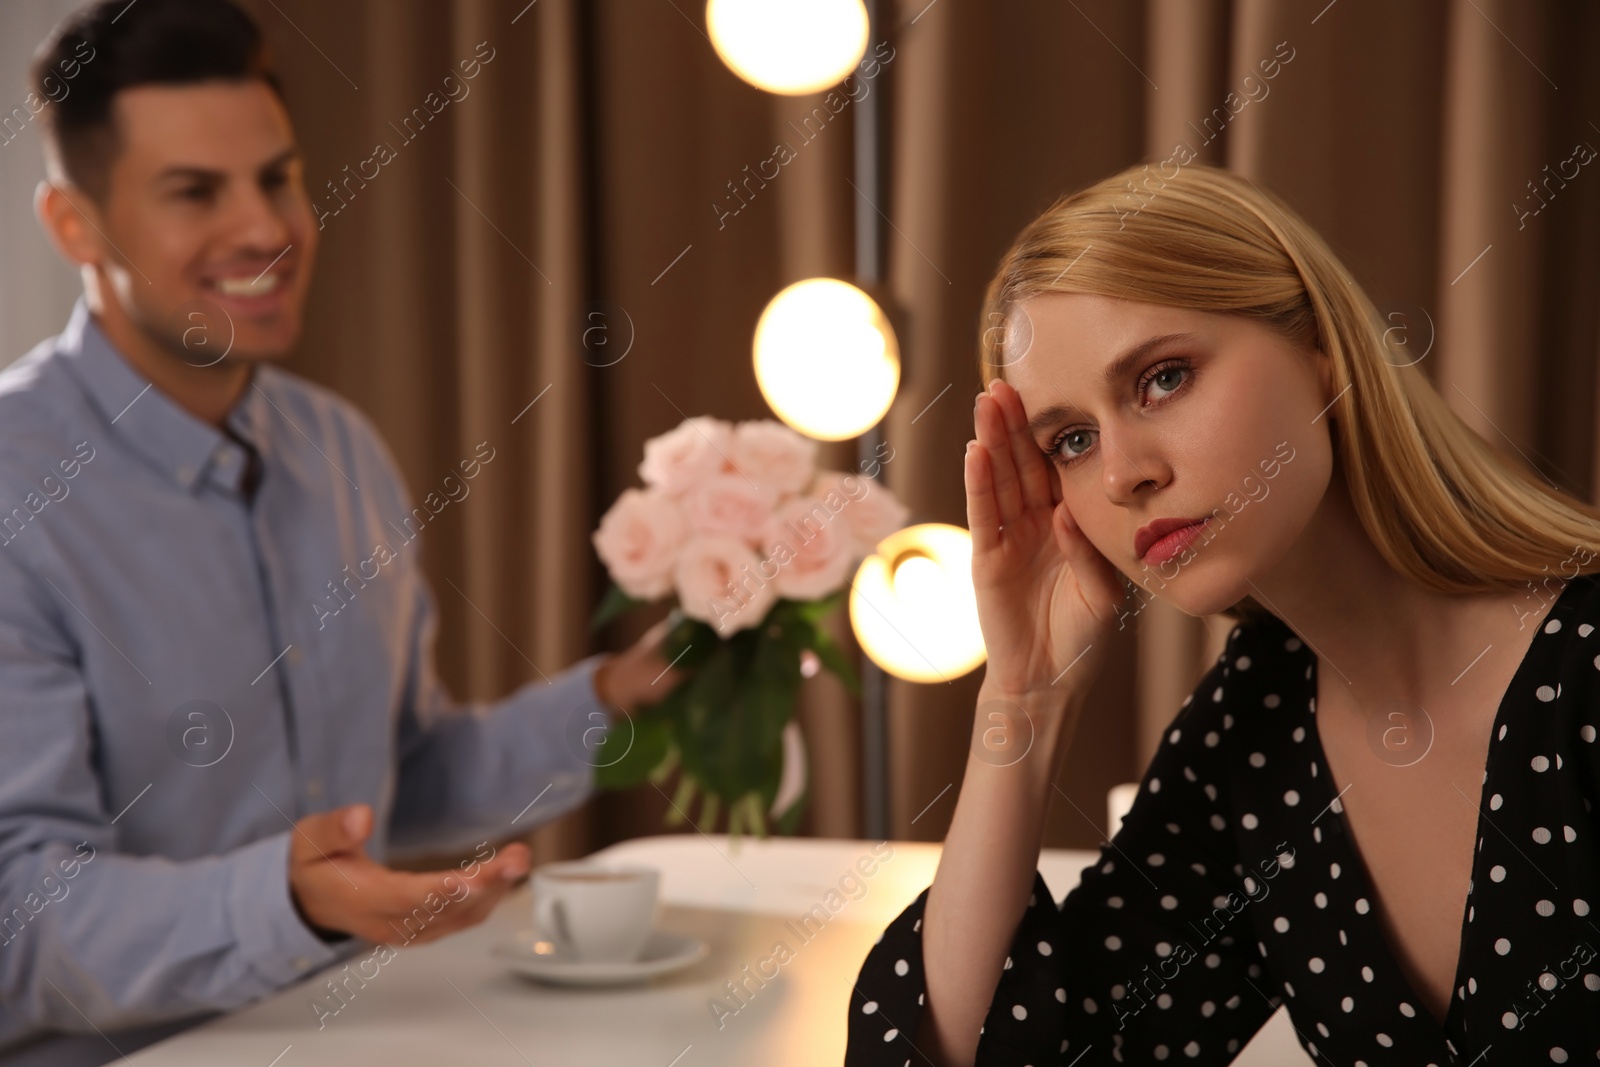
[123,833,1309,1065]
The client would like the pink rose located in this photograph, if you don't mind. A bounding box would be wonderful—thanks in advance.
[761,496,855,601]
[674,535,777,637]
[591,487,687,598]
[732,420,817,496]
[812,470,910,556]
[638,416,735,495]
[682,471,779,546]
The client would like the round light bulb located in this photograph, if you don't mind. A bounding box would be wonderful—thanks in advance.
[850,524,986,683]
[753,278,899,441]
[889,550,944,616]
[706,0,870,95]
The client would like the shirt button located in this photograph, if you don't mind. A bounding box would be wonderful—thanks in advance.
[176,464,195,483]
[292,957,310,971]
[306,779,323,797]
[216,450,234,466]
[287,647,303,665]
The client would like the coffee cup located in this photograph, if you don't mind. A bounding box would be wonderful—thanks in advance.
[532,862,659,963]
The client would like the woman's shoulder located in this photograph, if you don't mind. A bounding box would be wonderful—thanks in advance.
[1534,568,1600,682]
[1156,609,1311,754]
[1146,609,1318,772]
[1545,568,1600,627]
[1191,607,1306,695]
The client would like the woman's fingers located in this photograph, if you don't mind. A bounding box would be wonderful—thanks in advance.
[1052,498,1123,614]
[975,391,1024,528]
[990,379,1054,514]
[965,440,999,554]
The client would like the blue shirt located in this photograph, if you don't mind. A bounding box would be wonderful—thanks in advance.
[0,298,610,1062]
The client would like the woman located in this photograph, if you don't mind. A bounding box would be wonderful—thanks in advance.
[844,162,1600,1066]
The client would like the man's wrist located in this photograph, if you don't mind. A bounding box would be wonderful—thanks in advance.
[592,654,622,713]
[290,887,353,944]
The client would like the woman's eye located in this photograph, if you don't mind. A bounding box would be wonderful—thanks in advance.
[1046,359,1193,467]
[1054,428,1094,461]
[1146,364,1188,399]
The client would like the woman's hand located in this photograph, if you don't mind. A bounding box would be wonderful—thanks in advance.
[965,378,1125,702]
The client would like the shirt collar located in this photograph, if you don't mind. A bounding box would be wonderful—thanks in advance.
[55,296,266,498]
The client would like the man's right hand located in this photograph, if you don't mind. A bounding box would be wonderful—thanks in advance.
[288,803,530,946]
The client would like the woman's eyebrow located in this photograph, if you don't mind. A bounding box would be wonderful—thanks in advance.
[1024,331,1201,437]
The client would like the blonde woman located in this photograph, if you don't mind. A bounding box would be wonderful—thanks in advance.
[844,162,1600,1066]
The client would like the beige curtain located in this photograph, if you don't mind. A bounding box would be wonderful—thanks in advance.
[250,0,1600,863]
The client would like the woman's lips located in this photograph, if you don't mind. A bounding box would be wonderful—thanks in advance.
[1140,518,1211,566]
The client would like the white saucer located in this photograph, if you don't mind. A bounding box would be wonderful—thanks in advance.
[492,929,709,987]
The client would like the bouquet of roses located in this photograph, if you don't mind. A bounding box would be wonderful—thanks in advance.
[589,416,908,841]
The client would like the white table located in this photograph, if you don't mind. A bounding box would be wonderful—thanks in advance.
[125,834,1310,1065]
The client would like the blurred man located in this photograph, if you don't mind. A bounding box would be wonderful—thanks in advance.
[0,1,677,1063]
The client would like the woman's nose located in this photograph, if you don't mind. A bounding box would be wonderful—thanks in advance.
[1099,428,1166,502]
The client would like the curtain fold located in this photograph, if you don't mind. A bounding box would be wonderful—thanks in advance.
[245,0,1600,860]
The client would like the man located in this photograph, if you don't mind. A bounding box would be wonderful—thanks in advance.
[0,1,678,1063]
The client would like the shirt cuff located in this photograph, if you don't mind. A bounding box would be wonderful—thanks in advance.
[229,830,346,989]
[573,651,610,713]
[558,651,617,767]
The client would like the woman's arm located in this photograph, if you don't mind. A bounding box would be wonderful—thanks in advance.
[904,378,1124,1065]
[916,685,1085,1067]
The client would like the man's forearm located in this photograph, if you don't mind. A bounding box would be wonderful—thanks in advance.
[387,654,607,855]
[0,832,344,1032]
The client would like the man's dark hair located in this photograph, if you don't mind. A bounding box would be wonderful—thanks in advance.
[30,0,285,204]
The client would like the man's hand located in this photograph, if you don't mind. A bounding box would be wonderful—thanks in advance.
[288,803,529,946]
[593,617,689,718]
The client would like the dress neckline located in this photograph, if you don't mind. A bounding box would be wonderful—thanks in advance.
[1292,572,1592,1055]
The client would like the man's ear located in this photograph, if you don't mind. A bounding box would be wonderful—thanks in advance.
[34,178,105,268]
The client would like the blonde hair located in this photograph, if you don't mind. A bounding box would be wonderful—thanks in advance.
[977,162,1600,621]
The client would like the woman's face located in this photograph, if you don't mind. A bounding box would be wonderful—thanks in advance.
[1003,292,1336,617]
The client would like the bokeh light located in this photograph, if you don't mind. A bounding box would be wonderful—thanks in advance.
[753,278,898,441]
[850,524,986,683]
[706,0,869,95]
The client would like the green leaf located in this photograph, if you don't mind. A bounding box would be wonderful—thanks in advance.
[590,583,645,632]
[758,729,806,838]
[718,664,793,800]
[663,612,720,669]
[649,610,814,839]
[793,590,846,624]
[591,707,673,790]
[773,782,808,836]
[810,627,861,697]
[672,642,737,790]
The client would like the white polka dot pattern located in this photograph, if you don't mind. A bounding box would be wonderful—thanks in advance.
[844,576,1600,1065]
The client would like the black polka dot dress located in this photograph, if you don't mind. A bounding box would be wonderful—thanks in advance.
[846,572,1600,1065]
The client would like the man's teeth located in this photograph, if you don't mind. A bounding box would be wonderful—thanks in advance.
[213,273,281,297]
